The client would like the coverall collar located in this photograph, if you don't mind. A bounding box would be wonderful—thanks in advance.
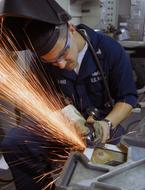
[77,49,97,80]
[57,49,97,80]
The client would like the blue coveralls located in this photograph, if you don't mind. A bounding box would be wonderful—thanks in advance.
[43,24,137,115]
[1,24,137,189]
[39,24,137,143]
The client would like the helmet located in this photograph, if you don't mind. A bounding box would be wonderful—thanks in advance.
[0,0,71,24]
[26,21,68,57]
[0,0,71,50]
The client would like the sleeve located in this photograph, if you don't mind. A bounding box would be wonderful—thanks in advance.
[107,39,137,107]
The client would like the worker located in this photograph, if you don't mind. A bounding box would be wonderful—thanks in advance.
[25,20,137,145]
[0,1,137,189]
[0,0,137,145]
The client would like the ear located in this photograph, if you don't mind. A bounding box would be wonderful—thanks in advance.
[68,23,76,34]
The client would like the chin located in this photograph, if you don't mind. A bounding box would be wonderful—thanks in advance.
[66,62,76,70]
[66,66,73,71]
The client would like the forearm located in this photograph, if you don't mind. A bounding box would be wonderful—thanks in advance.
[105,102,133,128]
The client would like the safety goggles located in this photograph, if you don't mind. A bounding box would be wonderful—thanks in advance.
[41,29,71,64]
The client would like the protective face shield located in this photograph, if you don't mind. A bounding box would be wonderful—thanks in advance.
[0,0,71,49]
[0,0,71,24]
[25,21,68,57]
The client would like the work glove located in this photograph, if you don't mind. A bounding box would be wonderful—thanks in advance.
[87,116,110,144]
[61,105,90,136]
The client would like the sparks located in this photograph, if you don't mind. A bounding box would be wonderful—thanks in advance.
[0,46,85,151]
[0,27,86,189]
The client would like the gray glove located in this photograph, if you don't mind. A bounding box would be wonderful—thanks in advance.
[87,116,110,143]
[61,105,89,136]
[93,121,103,143]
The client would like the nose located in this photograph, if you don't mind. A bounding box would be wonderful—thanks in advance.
[53,59,67,69]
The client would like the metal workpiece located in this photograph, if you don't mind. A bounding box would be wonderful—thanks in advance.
[56,127,145,190]
[56,151,145,190]
[55,152,110,190]
[96,159,145,190]
[127,146,145,162]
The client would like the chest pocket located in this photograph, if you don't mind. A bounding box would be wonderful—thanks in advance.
[86,71,106,108]
[90,71,102,83]
[88,73,104,94]
[57,78,76,98]
[88,50,108,97]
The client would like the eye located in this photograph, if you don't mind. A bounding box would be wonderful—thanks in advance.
[63,48,69,58]
[41,57,47,63]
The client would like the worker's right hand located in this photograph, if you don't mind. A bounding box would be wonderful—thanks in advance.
[87,116,110,143]
[93,120,110,143]
[61,105,90,136]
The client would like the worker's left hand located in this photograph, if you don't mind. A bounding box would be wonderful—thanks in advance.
[61,105,90,136]
[87,116,110,143]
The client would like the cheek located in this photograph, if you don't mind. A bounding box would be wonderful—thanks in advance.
[52,63,58,66]
[68,44,79,61]
[66,52,77,63]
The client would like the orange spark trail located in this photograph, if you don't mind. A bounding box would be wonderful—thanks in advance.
[0,47,85,151]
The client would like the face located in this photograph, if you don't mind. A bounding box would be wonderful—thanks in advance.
[41,26,79,70]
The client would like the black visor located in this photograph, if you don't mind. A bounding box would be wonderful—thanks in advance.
[26,21,68,56]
